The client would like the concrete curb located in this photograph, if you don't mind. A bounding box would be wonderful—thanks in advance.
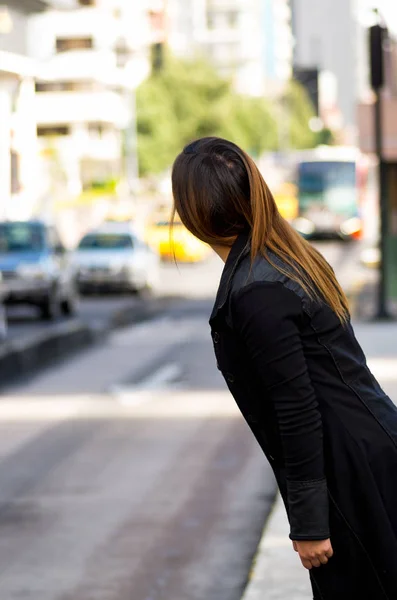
[0,296,174,387]
[0,320,94,385]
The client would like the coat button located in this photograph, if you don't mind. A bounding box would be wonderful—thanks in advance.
[226,372,235,383]
[213,332,220,344]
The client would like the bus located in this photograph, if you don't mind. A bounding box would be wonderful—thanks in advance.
[291,146,377,241]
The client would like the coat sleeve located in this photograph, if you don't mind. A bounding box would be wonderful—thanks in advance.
[231,281,330,541]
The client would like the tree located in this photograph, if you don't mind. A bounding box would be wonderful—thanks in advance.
[136,54,278,176]
[281,81,319,150]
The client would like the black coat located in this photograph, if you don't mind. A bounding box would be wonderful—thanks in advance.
[210,233,397,600]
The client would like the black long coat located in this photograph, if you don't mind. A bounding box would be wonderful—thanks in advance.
[210,233,397,600]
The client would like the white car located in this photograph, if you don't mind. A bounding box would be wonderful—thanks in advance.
[74,223,160,294]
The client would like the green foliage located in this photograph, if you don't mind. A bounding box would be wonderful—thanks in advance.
[282,81,318,150]
[136,54,277,175]
[316,127,336,146]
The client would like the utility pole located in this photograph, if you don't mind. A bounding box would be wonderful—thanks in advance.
[369,12,390,319]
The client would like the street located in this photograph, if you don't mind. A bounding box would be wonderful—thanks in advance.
[0,240,377,599]
[0,301,273,600]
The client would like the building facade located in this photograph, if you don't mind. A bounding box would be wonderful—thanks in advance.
[28,0,153,210]
[167,0,292,97]
[0,1,59,220]
[291,0,359,141]
[261,0,292,93]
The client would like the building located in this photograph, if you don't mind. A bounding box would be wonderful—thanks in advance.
[28,0,153,212]
[261,0,293,94]
[291,0,359,141]
[167,0,293,97]
[0,1,69,220]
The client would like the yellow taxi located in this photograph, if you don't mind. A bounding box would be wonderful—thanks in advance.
[273,182,299,222]
[146,219,211,262]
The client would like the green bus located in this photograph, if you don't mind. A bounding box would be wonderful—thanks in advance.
[292,147,376,241]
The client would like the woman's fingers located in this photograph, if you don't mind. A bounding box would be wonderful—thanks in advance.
[310,558,322,568]
[301,558,313,570]
[294,538,334,570]
[299,556,328,570]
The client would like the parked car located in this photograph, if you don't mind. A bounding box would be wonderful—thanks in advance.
[146,219,211,262]
[74,223,160,294]
[0,220,78,320]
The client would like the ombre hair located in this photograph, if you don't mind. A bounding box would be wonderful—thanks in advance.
[172,137,349,323]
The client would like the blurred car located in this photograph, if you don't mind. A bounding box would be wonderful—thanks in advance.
[0,220,78,320]
[74,223,160,294]
[146,219,211,262]
[273,182,299,222]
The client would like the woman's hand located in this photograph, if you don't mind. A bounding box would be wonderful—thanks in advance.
[292,539,333,570]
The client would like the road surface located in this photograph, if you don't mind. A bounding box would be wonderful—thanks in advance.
[0,272,275,600]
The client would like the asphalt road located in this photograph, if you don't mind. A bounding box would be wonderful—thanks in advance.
[0,296,275,600]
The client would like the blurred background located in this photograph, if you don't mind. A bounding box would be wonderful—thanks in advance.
[0,1,396,599]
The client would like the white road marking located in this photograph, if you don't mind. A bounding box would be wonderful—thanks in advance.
[109,362,183,406]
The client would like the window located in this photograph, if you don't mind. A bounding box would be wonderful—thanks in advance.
[227,10,238,28]
[207,11,216,30]
[37,126,70,137]
[36,81,97,92]
[78,234,134,250]
[297,161,357,215]
[56,37,93,53]
[88,123,105,137]
[0,223,45,253]
[115,38,130,68]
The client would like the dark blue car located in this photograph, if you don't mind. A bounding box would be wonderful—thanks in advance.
[0,221,78,320]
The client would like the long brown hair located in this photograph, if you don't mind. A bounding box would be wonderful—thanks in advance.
[171,137,349,323]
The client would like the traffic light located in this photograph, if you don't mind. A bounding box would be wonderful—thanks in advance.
[370,24,386,90]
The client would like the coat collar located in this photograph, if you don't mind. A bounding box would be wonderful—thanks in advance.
[210,232,250,323]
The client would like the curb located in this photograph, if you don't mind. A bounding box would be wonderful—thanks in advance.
[242,494,311,600]
[0,321,94,385]
[0,296,173,387]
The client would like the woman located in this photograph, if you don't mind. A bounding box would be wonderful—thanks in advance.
[171,137,397,599]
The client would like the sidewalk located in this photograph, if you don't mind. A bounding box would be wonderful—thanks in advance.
[243,320,397,600]
[243,495,311,600]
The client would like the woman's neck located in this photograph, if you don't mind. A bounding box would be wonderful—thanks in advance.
[212,244,232,264]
